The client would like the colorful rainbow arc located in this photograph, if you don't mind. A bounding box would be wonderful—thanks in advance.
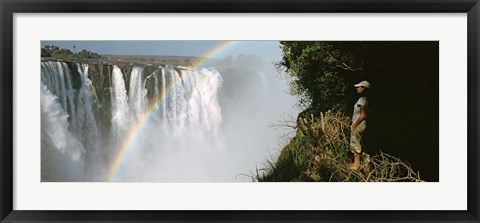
[105,41,237,181]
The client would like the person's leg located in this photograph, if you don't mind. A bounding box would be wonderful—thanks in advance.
[351,153,361,170]
[349,121,366,170]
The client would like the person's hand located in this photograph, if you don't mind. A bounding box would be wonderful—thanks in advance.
[351,124,357,130]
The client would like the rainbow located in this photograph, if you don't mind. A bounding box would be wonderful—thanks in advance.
[191,40,237,67]
[105,41,238,181]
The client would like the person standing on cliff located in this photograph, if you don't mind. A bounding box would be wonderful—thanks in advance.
[348,80,370,171]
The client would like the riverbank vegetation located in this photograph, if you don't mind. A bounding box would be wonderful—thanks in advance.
[41,45,202,66]
[42,45,102,60]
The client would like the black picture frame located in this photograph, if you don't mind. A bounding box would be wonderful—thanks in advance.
[1,0,479,222]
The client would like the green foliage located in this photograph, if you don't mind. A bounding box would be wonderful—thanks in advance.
[258,112,353,182]
[76,49,102,60]
[41,45,101,60]
[257,140,306,182]
[276,41,371,113]
[256,139,315,182]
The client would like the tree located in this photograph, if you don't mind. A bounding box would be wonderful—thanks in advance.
[41,48,51,57]
[276,41,371,114]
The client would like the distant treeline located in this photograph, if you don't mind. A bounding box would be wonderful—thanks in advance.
[41,45,101,60]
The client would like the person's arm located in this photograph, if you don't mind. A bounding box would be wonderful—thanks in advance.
[352,105,366,129]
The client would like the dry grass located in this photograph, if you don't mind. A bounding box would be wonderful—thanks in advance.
[257,111,423,182]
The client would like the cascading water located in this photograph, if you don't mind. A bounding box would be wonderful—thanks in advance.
[41,61,76,120]
[41,62,85,181]
[41,61,227,182]
[74,64,102,176]
[41,56,298,182]
[159,69,167,122]
[118,67,226,182]
[111,65,130,141]
[128,67,147,119]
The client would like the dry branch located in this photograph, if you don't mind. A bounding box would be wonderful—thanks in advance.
[297,111,423,182]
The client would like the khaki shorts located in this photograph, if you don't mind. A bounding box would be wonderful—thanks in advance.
[350,120,366,154]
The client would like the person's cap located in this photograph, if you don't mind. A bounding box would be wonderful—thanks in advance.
[354,80,371,88]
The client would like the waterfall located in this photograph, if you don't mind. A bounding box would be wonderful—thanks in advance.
[160,68,167,122]
[164,68,179,130]
[41,61,227,181]
[41,61,76,122]
[75,63,102,172]
[128,67,147,119]
[41,82,86,181]
[40,57,301,182]
[41,61,88,181]
[111,65,130,140]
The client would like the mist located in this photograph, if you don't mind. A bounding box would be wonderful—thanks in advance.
[213,54,300,181]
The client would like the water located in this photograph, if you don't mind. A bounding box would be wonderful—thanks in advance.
[41,62,85,181]
[128,67,147,120]
[40,60,298,182]
[111,65,130,141]
[74,63,102,176]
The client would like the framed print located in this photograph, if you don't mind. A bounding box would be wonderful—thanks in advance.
[1,0,479,222]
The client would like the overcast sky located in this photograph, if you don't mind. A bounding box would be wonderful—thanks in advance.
[41,40,283,64]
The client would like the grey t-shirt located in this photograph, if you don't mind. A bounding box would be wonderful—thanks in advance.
[352,96,367,123]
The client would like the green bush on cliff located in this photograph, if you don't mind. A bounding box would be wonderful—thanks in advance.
[276,41,371,114]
